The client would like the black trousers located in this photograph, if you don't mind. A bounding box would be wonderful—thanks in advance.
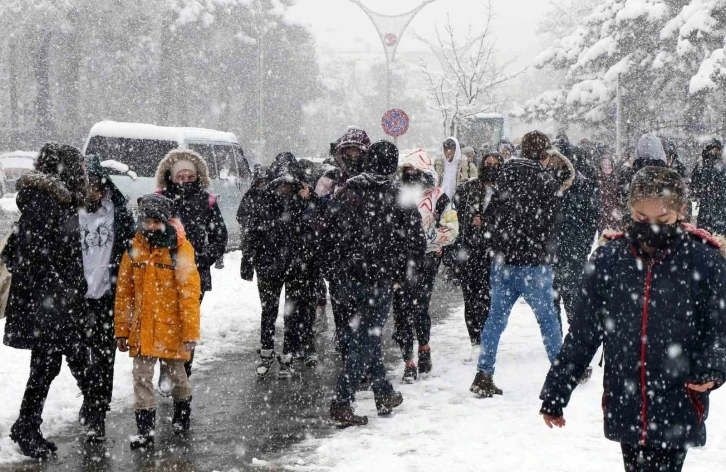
[621,443,686,472]
[84,294,116,414]
[553,256,587,328]
[15,345,86,429]
[460,252,492,345]
[330,278,353,360]
[258,271,316,355]
[392,254,439,362]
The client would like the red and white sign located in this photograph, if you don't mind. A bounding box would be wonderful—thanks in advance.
[384,33,398,47]
[381,109,409,137]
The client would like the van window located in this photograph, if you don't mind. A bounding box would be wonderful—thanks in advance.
[187,143,218,179]
[232,147,251,179]
[85,136,178,177]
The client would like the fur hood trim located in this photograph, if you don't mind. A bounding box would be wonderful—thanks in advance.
[16,172,72,204]
[155,149,211,190]
[545,148,576,193]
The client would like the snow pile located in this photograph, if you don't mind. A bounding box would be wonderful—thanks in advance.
[281,302,726,471]
[0,251,264,463]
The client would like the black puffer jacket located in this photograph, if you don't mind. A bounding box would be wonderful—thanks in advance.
[491,158,566,266]
[237,177,269,280]
[319,173,425,285]
[3,173,87,350]
[540,227,726,448]
[691,159,726,235]
[454,179,498,261]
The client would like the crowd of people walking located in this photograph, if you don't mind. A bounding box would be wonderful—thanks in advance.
[2,127,725,471]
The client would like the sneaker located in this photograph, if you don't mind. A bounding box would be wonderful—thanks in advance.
[418,348,432,375]
[375,391,404,416]
[256,349,275,378]
[402,364,417,384]
[329,401,368,427]
[278,354,294,380]
[469,372,503,398]
[578,366,593,385]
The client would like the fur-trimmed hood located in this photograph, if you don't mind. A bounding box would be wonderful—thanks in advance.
[155,149,211,190]
[16,171,72,204]
[544,148,576,193]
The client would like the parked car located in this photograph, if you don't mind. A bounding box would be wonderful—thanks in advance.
[0,150,35,197]
[83,121,252,248]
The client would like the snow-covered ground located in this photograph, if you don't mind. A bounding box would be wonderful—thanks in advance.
[0,251,262,463]
[280,301,726,472]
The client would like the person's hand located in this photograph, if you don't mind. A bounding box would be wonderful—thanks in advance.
[393,282,402,290]
[298,184,311,200]
[472,215,482,228]
[117,338,129,352]
[183,341,197,352]
[687,382,715,393]
[541,413,566,429]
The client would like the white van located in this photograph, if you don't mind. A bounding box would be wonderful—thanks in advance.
[83,121,252,247]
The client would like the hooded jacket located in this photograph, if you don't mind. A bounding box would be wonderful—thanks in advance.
[155,149,228,292]
[3,172,87,350]
[540,225,726,448]
[114,219,201,361]
[402,150,459,254]
[691,155,726,235]
[435,137,478,198]
[319,173,425,285]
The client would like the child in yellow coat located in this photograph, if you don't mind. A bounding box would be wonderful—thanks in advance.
[114,194,201,450]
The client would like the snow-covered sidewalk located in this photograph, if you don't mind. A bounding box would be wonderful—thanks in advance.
[280,300,726,471]
[0,251,262,463]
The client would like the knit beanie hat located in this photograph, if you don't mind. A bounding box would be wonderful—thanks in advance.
[171,159,198,182]
[138,193,174,223]
[368,140,399,176]
[703,138,723,160]
[521,131,552,160]
[335,127,371,155]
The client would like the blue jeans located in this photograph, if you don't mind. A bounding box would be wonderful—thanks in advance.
[335,279,395,404]
[477,263,563,375]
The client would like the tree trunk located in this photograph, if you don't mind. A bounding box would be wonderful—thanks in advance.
[65,11,81,130]
[8,40,18,128]
[33,33,53,133]
[157,16,174,125]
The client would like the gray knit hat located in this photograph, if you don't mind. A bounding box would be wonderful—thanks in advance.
[138,193,174,223]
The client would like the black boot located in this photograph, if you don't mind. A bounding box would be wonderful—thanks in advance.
[130,410,155,450]
[172,397,192,434]
[10,419,52,460]
[375,391,404,417]
[329,400,368,427]
[85,408,106,443]
[469,372,503,398]
[418,348,432,374]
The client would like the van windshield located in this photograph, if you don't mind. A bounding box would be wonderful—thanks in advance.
[85,136,178,177]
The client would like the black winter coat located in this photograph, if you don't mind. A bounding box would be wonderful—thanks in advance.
[492,158,563,266]
[454,179,498,262]
[246,181,318,280]
[319,173,426,285]
[237,179,269,280]
[105,181,136,294]
[162,184,228,292]
[691,160,726,235]
[3,173,87,350]
[540,228,726,448]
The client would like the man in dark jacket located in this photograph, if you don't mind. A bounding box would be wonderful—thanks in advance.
[323,141,426,427]
[246,153,319,379]
[540,167,726,470]
[691,139,726,235]
[237,168,269,281]
[453,152,502,348]
[77,155,136,442]
[155,148,228,378]
[3,143,89,459]
[661,136,687,178]
[470,131,573,398]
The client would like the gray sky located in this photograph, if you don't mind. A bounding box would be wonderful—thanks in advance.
[290,0,552,68]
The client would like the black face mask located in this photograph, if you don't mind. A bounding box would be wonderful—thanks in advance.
[141,228,170,248]
[479,166,500,183]
[627,220,682,250]
[172,181,200,197]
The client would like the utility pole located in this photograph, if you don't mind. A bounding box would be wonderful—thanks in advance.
[616,74,622,159]
[255,0,267,163]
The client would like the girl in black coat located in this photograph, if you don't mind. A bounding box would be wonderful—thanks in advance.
[540,167,726,471]
[3,143,89,459]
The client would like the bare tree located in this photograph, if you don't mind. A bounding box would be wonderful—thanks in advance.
[418,1,520,137]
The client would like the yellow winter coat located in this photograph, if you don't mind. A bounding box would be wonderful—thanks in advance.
[114,220,201,361]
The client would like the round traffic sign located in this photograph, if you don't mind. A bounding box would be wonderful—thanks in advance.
[384,33,398,47]
[381,109,409,137]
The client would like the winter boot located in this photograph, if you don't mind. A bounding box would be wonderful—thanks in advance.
[329,401,368,428]
[470,372,503,398]
[9,420,52,460]
[85,409,107,443]
[130,410,155,450]
[402,363,417,384]
[418,346,432,375]
[256,349,275,378]
[375,391,404,417]
[304,346,319,368]
[172,397,192,434]
[278,354,295,380]
[578,366,593,385]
